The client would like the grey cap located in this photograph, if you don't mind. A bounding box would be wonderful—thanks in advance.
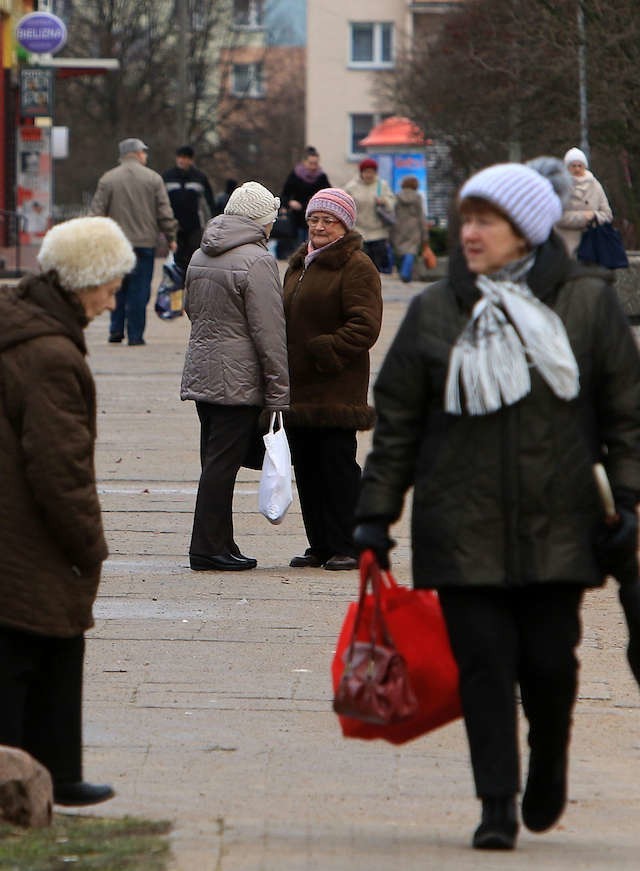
[118,138,149,156]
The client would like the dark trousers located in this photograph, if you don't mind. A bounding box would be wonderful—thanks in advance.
[438,584,583,798]
[363,239,391,273]
[175,226,203,273]
[287,426,360,560]
[0,626,84,785]
[110,246,155,343]
[190,403,261,557]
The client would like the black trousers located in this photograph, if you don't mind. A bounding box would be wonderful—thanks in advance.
[175,226,203,273]
[286,426,360,560]
[0,626,84,785]
[438,584,583,798]
[363,239,390,273]
[190,402,261,557]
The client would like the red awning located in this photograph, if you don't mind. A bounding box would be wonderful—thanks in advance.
[359,116,427,147]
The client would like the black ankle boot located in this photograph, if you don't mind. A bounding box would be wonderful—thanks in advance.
[472,796,518,850]
[522,746,567,832]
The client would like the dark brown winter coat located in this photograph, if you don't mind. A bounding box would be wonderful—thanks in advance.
[357,236,640,590]
[0,272,108,637]
[283,231,382,429]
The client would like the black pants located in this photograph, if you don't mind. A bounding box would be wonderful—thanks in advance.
[287,426,360,561]
[190,403,261,557]
[363,239,390,273]
[438,584,583,798]
[175,226,203,273]
[0,626,84,785]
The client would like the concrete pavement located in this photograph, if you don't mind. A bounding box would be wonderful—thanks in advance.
[77,264,640,870]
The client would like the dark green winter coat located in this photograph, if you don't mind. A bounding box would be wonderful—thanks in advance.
[356,235,640,590]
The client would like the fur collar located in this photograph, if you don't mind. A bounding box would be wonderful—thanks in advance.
[288,231,364,272]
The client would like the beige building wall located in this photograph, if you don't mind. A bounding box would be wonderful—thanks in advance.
[307,0,411,188]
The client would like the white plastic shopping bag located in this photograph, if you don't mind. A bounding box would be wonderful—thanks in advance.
[258,412,293,524]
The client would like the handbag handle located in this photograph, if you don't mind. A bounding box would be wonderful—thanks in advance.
[343,551,396,668]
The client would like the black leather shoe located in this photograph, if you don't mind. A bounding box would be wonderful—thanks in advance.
[108,334,123,343]
[473,796,518,850]
[190,552,257,571]
[323,554,358,571]
[522,746,567,832]
[54,782,115,807]
[289,552,324,568]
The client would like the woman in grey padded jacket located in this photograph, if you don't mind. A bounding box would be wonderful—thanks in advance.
[180,182,289,571]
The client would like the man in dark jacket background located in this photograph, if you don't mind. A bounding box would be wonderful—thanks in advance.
[162,145,216,275]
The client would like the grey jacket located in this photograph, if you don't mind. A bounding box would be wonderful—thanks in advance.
[180,215,289,409]
[89,155,177,247]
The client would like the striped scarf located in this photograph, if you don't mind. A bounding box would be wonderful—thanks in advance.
[445,255,579,415]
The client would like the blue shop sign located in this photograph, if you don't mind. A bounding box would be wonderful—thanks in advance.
[16,12,67,55]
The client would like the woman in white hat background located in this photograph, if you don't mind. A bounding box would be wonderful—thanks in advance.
[555,146,613,256]
[180,181,289,572]
[0,216,135,807]
[353,158,640,850]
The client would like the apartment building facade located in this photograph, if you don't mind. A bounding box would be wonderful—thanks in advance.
[306,0,461,208]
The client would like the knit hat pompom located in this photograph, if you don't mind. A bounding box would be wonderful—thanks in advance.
[564,147,589,168]
[305,188,357,230]
[526,156,573,208]
[224,181,280,226]
[459,162,563,247]
[37,217,135,292]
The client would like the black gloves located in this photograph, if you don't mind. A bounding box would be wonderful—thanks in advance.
[353,521,396,570]
[596,487,639,586]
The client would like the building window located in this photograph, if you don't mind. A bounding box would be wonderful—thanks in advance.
[231,63,265,98]
[233,0,264,28]
[349,112,394,157]
[349,22,394,68]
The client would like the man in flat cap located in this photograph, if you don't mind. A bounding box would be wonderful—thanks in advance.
[89,138,178,345]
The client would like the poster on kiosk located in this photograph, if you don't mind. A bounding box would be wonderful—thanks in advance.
[17,126,52,245]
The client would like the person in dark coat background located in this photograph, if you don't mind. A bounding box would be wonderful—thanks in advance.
[162,145,216,274]
[354,159,640,850]
[0,216,136,806]
[280,146,331,249]
[283,188,382,570]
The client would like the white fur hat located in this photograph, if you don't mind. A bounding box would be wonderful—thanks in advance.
[37,217,135,291]
[564,147,588,168]
[224,181,280,226]
[459,162,563,247]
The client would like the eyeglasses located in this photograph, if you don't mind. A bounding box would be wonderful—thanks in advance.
[307,216,341,227]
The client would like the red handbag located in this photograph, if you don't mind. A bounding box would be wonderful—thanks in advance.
[332,551,461,744]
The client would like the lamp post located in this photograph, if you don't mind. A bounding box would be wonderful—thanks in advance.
[577,0,590,162]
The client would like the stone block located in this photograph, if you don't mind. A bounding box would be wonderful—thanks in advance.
[0,745,53,827]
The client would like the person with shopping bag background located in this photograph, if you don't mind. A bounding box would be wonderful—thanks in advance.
[353,157,640,851]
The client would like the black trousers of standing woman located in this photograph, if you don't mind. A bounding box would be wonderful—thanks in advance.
[0,626,84,785]
[286,426,361,561]
[190,402,261,558]
[438,584,584,799]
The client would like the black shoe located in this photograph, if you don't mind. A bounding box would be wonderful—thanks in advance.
[522,747,567,832]
[108,334,123,343]
[54,782,115,807]
[190,552,257,571]
[472,796,518,850]
[289,552,324,568]
[128,339,146,346]
[323,554,358,571]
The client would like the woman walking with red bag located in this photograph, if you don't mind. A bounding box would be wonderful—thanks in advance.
[354,158,640,850]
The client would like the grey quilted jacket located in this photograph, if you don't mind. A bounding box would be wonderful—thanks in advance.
[180,214,289,409]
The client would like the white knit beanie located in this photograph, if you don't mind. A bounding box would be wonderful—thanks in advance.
[459,162,563,247]
[224,181,280,226]
[37,217,135,291]
[563,147,588,168]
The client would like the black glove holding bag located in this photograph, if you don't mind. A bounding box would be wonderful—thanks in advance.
[353,521,396,570]
[595,487,639,585]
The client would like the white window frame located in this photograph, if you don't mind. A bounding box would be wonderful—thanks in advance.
[231,62,265,98]
[348,22,394,69]
[348,112,392,160]
[232,0,265,29]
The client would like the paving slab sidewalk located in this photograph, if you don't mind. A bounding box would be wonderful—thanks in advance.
[76,266,640,870]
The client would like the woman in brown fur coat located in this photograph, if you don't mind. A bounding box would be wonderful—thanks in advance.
[283,188,382,570]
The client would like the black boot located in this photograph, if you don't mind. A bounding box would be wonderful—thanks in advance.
[54,782,115,807]
[472,796,518,850]
[618,580,640,686]
[522,745,567,832]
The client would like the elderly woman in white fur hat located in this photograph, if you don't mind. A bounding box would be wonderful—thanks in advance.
[180,181,289,571]
[353,158,640,849]
[0,217,135,807]
[555,146,613,256]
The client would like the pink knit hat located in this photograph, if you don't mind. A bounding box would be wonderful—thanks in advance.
[305,188,357,230]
